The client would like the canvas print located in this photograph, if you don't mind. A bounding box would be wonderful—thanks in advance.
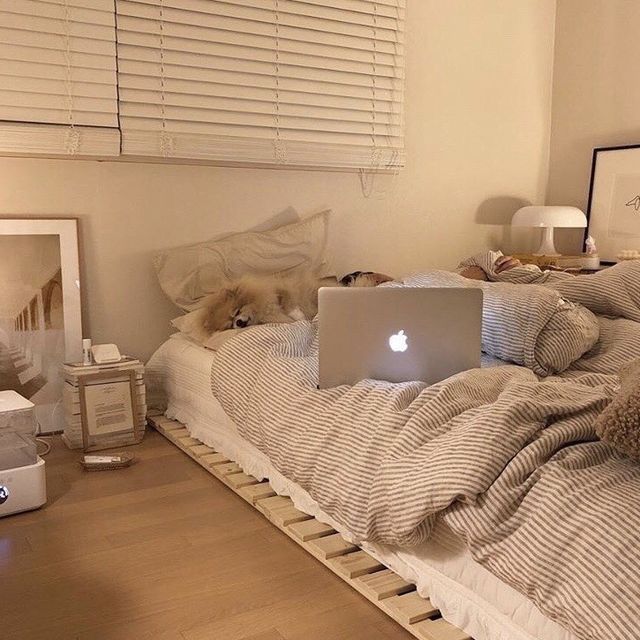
[0,220,81,433]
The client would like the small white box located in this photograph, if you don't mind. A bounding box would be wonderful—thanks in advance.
[0,457,46,517]
[0,391,37,436]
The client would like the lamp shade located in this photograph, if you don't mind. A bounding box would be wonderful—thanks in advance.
[511,206,587,228]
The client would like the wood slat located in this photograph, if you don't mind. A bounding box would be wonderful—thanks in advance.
[177,435,200,447]
[201,452,230,466]
[190,443,216,455]
[329,550,384,579]
[306,532,358,560]
[256,494,293,514]
[356,568,415,600]
[168,427,190,439]
[288,518,335,542]
[270,504,313,527]
[212,462,242,476]
[411,618,471,640]
[237,482,277,504]
[226,472,259,489]
[257,495,312,526]
[382,591,439,625]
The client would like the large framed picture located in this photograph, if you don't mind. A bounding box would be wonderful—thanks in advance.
[586,144,640,262]
[0,219,82,433]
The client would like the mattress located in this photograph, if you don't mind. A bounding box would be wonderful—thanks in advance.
[146,333,576,640]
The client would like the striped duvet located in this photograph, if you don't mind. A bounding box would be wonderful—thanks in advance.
[209,260,640,640]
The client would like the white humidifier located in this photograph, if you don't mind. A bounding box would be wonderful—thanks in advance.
[0,391,46,517]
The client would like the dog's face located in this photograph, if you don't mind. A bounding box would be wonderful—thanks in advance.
[201,282,277,333]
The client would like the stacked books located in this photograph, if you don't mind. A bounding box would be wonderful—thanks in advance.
[62,358,146,450]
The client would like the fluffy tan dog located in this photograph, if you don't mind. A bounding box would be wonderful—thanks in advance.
[200,273,320,333]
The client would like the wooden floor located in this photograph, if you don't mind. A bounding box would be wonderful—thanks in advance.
[0,431,417,640]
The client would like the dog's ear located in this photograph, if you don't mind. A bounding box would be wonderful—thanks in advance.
[222,285,239,301]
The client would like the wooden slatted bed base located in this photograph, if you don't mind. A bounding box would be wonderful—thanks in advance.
[148,413,472,640]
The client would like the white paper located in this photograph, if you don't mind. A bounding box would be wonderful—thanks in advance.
[84,381,134,436]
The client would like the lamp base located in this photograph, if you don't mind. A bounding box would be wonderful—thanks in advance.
[533,227,560,256]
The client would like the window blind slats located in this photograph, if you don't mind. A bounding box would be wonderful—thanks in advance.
[1,58,116,84]
[1,0,115,26]
[184,0,405,20]
[118,51,400,93]
[117,15,403,63]
[116,0,405,168]
[119,116,401,147]
[119,93,401,128]
[118,76,399,113]
[0,0,119,156]
[0,42,116,71]
[117,13,403,55]
[1,74,118,99]
[1,0,404,168]
[118,34,401,80]
[118,2,403,42]
[118,60,401,102]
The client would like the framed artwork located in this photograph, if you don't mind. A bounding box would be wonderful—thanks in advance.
[0,219,82,433]
[586,144,640,262]
[78,370,139,452]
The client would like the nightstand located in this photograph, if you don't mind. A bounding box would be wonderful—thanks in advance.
[62,358,146,450]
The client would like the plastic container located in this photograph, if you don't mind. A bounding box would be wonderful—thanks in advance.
[0,432,37,471]
[0,391,37,436]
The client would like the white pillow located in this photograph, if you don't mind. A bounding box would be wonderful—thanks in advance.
[154,210,332,311]
[171,310,241,350]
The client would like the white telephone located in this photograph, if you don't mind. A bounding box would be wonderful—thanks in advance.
[90,343,122,364]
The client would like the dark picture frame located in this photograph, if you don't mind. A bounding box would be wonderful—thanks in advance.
[586,144,640,262]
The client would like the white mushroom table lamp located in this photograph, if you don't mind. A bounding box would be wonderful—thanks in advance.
[511,206,587,256]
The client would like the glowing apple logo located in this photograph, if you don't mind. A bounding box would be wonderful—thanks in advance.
[389,330,408,353]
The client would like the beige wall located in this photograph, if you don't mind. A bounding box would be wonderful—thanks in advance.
[547,0,640,253]
[0,1,556,361]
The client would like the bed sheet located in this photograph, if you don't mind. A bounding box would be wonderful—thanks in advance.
[146,334,575,640]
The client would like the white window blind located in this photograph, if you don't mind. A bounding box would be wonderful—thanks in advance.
[0,0,120,156]
[116,0,405,169]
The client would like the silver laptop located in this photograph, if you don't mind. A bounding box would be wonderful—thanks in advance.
[318,287,482,388]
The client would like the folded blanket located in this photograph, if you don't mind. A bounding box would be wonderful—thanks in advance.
[390,271,599,376]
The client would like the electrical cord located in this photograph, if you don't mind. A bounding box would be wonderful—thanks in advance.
[35,437,52,457]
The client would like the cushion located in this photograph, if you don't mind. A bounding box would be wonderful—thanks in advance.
[594,358,640,460]
[171,310,241,350]
[154,210,332,311]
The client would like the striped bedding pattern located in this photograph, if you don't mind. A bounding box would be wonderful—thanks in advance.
[209,260,640,640]
[386,271,599,375]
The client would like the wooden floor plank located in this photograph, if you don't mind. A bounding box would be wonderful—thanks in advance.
[0,432,419,640]
[147,415,473,640]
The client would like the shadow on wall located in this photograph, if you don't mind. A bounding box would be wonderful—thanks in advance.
[475,196,532,253]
